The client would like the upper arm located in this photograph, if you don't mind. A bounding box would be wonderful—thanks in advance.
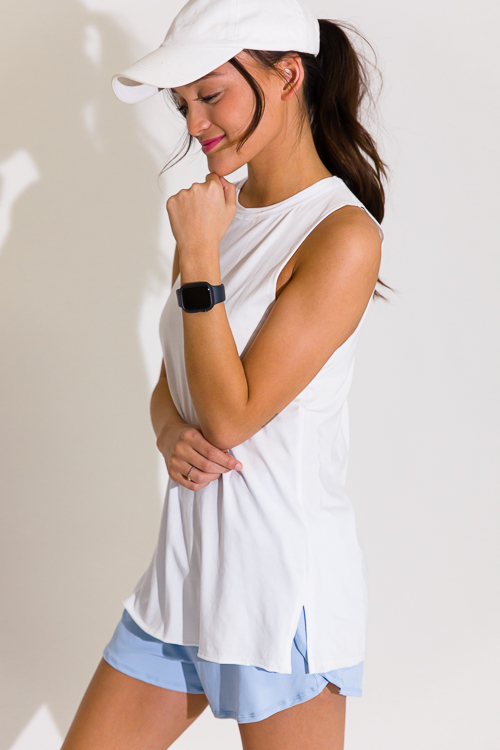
[238,206,382,439]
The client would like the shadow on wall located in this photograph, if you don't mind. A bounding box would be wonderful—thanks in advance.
[0,0,167,744]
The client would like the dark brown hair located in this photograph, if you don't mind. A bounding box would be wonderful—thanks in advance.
[161,19,394,300]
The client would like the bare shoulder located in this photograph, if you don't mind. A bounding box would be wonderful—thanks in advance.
[278,203,382,341]
[293,204,382,276]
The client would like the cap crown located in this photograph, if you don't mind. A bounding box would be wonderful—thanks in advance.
[162,0,320,54]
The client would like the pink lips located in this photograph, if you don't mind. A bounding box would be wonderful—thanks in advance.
[201,135,225,153]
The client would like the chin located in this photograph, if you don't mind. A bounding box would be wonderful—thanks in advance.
[207,154,246,178]
[207,160,241,177]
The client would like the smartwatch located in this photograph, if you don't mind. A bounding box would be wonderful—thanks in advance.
[176,281,226,313]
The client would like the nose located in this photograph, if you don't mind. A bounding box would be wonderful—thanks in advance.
[185,104,212,140]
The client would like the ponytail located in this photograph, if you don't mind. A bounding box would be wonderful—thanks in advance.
[304,20,388,225]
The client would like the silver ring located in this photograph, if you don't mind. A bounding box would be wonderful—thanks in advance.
[186,465,195,481]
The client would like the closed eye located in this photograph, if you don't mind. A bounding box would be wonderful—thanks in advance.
[176,92,222,116]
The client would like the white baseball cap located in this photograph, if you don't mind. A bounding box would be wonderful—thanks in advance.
[112,0,320,104]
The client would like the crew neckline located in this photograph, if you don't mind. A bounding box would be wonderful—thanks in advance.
[235,176,341,216]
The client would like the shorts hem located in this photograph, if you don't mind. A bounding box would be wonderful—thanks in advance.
[212,678,325,723]
[102,650,205,695]
[322,676,362,698]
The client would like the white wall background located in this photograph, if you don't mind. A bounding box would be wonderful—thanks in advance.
[1,1,498,748]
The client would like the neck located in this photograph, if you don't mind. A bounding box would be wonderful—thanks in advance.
[238,125,332,209]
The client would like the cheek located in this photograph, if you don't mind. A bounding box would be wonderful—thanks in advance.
[221,92,276,147]
[218,93,254,134]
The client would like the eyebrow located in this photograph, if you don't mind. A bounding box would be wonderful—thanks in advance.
[170,72,223,94]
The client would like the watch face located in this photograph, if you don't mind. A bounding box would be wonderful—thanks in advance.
[182,284,212,311]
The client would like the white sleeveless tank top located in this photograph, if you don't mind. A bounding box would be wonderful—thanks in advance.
[122,175,384,673]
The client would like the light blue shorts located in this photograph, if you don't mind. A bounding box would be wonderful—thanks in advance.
[102,606,363,723]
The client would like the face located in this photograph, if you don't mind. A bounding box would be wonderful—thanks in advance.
[169,51,303,176]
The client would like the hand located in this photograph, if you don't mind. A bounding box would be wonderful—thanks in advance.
[165,173,236,254]
[157,422,243,491]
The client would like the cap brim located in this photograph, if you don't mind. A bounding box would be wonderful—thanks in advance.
[112,44,244,103]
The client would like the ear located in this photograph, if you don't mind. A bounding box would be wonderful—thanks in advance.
[279,55,304,99]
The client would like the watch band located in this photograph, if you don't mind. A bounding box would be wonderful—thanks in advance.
[211,283,226,305]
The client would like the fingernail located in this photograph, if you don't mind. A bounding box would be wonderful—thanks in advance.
[235,463,242,470]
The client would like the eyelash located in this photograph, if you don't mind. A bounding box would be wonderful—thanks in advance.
[177,92,221,116]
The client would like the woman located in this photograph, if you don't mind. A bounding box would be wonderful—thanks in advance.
[62,0,391,747]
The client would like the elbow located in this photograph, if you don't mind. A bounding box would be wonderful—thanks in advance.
[201,426,241,451]
[200,405,260,450]
[201,417,250,451]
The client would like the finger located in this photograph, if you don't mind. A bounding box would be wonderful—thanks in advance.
[176,426,243,472]
[219,176,236,206]
[181,444,238,475]
[169,449,220,481]
[174,472,212,491]
[171,462,220,491]
[186,430,243,471]
[172,461,214,490]
[179,461,221,486]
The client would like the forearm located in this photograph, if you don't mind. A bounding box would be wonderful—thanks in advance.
[150,364,186,451]
[179,250,249,448]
